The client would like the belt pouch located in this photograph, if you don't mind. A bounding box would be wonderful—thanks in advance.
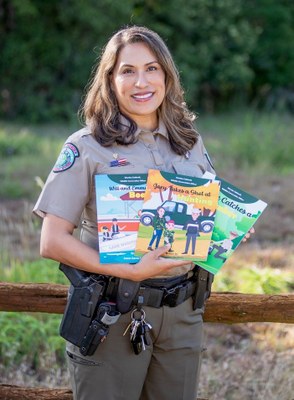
[192,267,213,310]
[116,279,140,313]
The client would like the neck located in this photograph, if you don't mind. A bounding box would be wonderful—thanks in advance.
[133,114,158,132]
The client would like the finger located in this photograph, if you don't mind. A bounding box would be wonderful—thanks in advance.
[151,244,171,258]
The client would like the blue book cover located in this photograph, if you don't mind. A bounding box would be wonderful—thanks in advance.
[95,173,147,263]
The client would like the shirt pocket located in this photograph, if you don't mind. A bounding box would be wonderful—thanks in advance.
[172,161,206,178]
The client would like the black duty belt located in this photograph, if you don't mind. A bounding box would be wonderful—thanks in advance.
[137,275,197,308]
[105,266,213,312]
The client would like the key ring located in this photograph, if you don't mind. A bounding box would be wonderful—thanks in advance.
[131,307,146,321]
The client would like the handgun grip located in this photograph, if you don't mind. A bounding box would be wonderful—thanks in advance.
[59,263,90,287]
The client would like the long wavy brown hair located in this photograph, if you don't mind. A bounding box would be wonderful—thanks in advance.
[80,26,198,155]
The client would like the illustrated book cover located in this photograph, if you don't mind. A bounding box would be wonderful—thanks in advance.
[198,172,268,275]
[135,169,220,262]
[95,173,147,264]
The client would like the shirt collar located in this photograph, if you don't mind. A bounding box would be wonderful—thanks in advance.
[119,113,169,139]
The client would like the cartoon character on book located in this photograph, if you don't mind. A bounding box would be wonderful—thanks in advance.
[147,206,166,250]
[102,226,112,241]
[163,220,175,253]
[111,218,126,238]
[208,230,240,263]
[182,208,201,255]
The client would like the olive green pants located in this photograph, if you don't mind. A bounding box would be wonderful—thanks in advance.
[66,297,204,400]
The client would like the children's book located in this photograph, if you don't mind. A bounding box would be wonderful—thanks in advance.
[95,173,147,263]
[135,169,220,262]
[198,172,268,274]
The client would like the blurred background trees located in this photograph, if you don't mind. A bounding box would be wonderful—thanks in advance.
[0,0,293,121]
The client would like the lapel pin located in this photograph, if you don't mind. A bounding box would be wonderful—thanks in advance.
[110,153,128,167]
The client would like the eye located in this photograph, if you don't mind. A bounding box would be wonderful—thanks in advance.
[122,68,134,74]
[147,65,158,72]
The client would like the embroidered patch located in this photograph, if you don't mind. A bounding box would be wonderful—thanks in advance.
[53,143,80,173]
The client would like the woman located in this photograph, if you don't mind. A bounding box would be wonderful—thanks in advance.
[34,26,225,400]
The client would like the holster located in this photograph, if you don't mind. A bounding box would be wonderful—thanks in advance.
[58,263,125,357]
[59,264,106,349]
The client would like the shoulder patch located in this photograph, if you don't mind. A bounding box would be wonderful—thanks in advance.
[53,143,80,173]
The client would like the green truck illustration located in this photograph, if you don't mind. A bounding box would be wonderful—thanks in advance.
[140,200,214,233]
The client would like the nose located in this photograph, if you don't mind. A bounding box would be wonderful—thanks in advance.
[135,71,148,88]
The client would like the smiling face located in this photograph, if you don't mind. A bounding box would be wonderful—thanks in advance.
[111,42,166,131]
[158,207,165,218]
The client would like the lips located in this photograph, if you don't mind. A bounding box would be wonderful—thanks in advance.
[131,92,154,100]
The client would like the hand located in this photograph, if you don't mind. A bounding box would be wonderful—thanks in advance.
[242,227,255,242]
[131,245,189,281]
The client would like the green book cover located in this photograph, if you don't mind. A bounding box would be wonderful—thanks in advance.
[198,172,268,274]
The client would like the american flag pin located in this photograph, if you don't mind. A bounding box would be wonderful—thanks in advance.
[109,154,128,167]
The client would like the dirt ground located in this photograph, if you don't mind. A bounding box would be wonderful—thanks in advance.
[0,171,293,399]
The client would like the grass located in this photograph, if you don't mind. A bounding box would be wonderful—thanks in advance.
[0,122,79,199]
[0,259,68,369]
[0,258,67,284]
[196,109,294,175]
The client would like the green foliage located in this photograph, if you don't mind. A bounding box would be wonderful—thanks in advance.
[213,265,294,294]
[0,258,67,367]
[0,0,293,120]
[245,0,294,110]
[196,110,294,173]
[0,258,68,284]
[0,129,41,157]
[0,312,64,367]
[0,124,65,199]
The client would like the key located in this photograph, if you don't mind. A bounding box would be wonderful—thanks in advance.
[123,321,132,336]
[131,337,142,355]
[137,322,146,351]
[142,322,152,346]
[131,324,144,355]
[127,307,153,355]
[130,320,140,341]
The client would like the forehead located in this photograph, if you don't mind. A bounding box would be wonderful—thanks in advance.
[116,42,157,66]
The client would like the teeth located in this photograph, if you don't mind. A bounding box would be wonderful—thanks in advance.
[133,93,153,99]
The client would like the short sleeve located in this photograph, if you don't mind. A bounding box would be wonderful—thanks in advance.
[33,140,91,227]
[198,135,215,174]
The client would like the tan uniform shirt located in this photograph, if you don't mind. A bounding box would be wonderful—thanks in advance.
[33,120,215,277]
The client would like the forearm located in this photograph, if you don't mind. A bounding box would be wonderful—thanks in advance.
[40,214,137,279]
[40,214,190,282]
[42,232,133,278]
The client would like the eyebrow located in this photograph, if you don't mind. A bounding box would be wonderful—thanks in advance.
[120,61,159,68]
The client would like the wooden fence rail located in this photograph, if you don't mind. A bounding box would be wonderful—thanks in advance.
[0,282,293,323]
[0,384,206,400]
[1,282,293,400]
